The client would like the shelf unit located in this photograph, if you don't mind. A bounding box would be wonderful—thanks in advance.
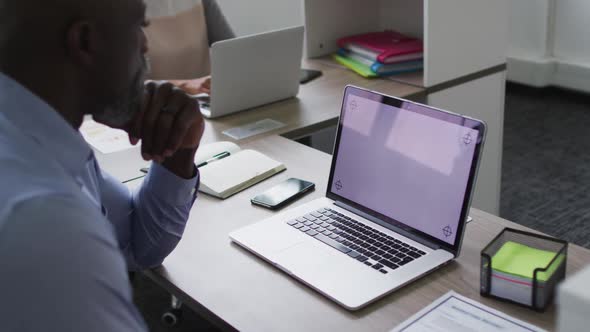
[304,0,508,214]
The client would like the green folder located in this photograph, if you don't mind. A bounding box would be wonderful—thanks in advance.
[333,54,378,78]
[491,241,564,282]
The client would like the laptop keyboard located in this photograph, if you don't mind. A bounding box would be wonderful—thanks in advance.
[286,208,426,274]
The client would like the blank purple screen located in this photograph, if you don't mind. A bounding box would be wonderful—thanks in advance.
[331,94,478,244]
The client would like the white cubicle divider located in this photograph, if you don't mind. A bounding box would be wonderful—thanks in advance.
[424,0,508,87]
[303,0,508,214]
[428,72,506,214]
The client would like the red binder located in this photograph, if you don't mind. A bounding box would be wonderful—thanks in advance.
[337,31,423,64]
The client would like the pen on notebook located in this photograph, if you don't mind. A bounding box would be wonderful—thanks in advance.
[196,151,231,168]
[140,151,231,173]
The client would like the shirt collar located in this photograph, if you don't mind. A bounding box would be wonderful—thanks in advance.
[0,72,93,177]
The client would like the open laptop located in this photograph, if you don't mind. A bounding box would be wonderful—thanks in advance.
[197,26,304,118]
[229,86,486,310]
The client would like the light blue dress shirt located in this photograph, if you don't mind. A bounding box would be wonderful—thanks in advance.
[0,72,199,331]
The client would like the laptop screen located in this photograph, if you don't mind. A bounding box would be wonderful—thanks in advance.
[328,86,485,250]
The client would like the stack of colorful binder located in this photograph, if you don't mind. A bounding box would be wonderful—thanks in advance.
[334,30,423,78]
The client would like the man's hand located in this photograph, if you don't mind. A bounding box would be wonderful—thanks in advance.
[169,76,211,95]
[128,81,205,178]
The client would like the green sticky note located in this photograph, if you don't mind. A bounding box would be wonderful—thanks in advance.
[491,241,563,282]
[333,54,378,78]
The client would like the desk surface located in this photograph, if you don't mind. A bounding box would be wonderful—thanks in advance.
[139,135,590,332]
[200,59,425,143]
[96,59,424,183]
[99,58,588,331]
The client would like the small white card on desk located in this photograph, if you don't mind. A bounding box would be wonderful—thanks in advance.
[222,119,285,140]
[391,291,545,332]
[80,120,135,154]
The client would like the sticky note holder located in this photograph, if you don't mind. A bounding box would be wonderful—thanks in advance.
[480,228,568,311]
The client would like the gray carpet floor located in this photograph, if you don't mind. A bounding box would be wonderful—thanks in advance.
[501,83,590,248]
[133,83,590,331]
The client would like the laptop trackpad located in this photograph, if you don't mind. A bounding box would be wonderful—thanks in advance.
[273,240,383,308]
[274,240,332,276]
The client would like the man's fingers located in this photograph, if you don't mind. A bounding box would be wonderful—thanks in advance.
[132,81,156,140]
[129,136,140,145]
[151,91,189,159]
[202,77,211,89]
[180,82,201,95]
[166,99,201,153]
[141,81,174,159]
[134,80,205,162]
[151,112,175,162]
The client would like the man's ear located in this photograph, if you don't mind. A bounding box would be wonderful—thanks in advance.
[65,21,98,66]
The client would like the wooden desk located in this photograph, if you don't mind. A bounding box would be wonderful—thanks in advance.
[138,135,590,332]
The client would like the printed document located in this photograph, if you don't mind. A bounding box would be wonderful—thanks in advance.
[80,119,135,154]
[391,291,545,332]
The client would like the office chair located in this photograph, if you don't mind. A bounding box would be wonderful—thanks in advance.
[162,295,183,326]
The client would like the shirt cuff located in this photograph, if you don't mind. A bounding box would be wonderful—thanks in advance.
[142,162,199,206]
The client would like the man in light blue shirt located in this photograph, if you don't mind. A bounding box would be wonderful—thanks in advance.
[0,0,205,330]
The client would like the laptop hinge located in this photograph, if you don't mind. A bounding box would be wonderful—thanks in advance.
[334,201,443,251]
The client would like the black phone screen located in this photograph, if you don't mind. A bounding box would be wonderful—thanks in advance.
[300,69,322,84]
[251,178,315,209]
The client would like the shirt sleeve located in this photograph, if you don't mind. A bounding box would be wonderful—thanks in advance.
[99,162,199,270]
[203,0,236,45]
[0,195,148,332]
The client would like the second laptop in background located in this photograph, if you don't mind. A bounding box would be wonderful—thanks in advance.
[198,26,304,119]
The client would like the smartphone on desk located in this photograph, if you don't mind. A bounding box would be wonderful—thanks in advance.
[300,69,322,84]
[251,178,315,210]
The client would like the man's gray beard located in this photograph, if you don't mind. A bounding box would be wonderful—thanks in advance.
[93,58,150,128]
